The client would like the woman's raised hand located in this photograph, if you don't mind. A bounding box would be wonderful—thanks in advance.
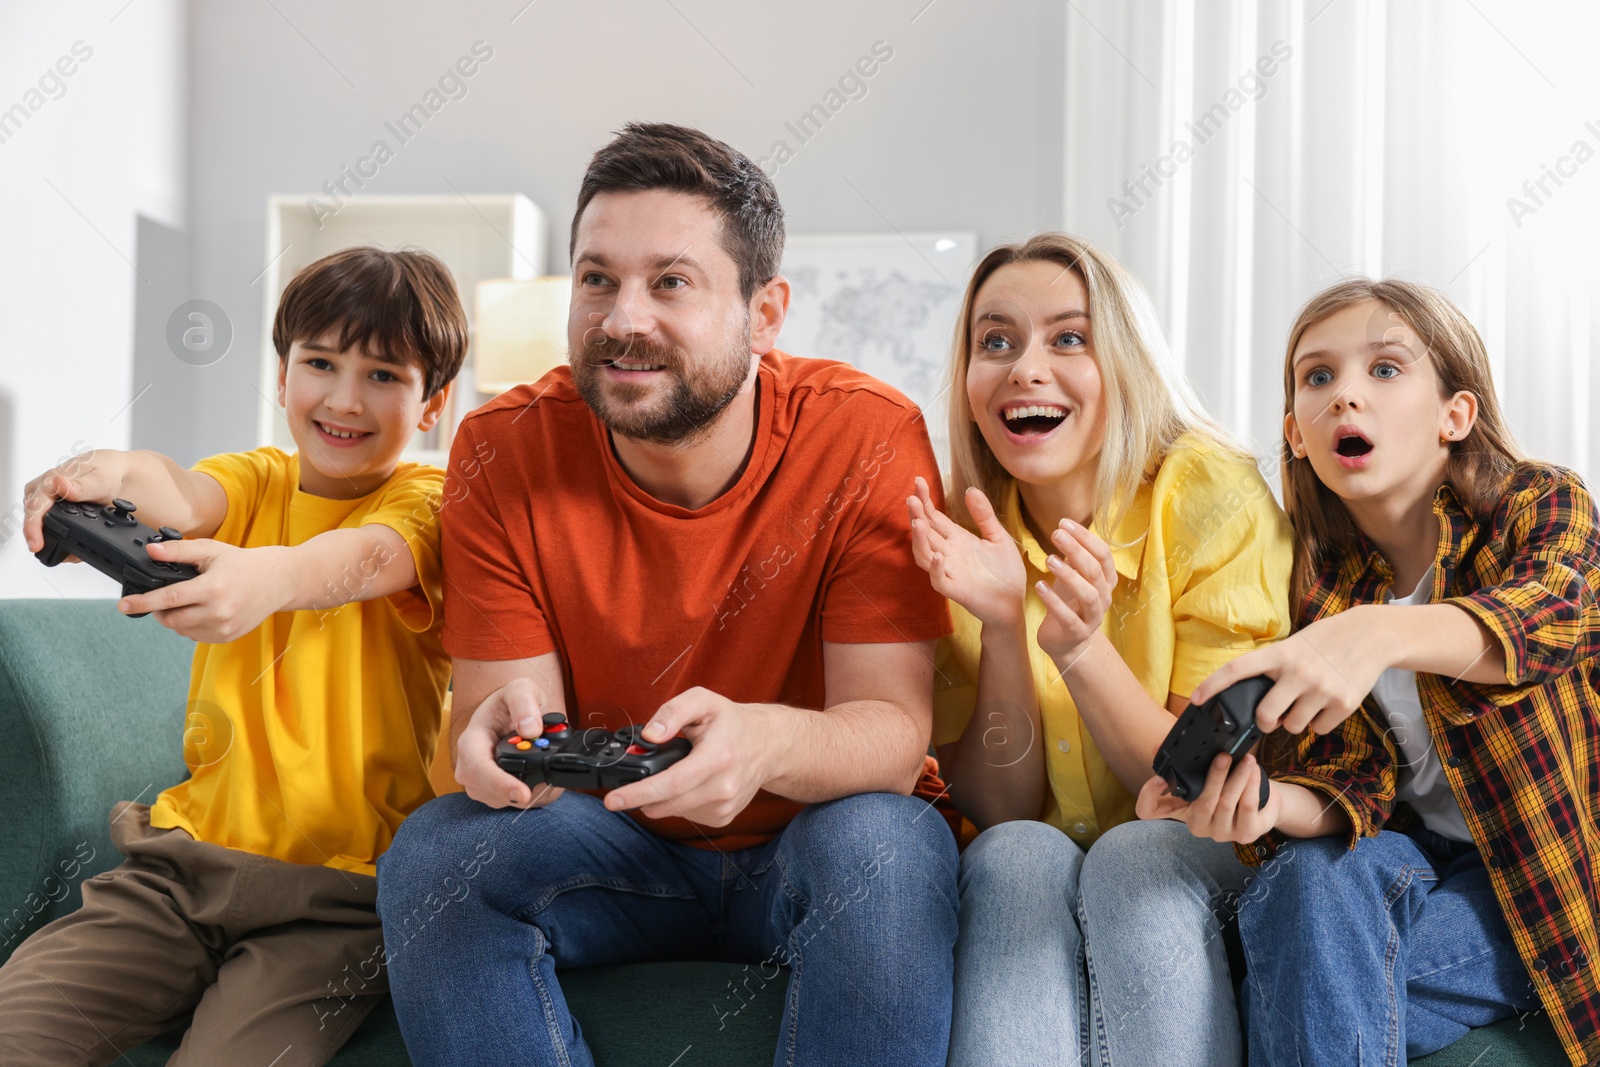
[908,478,1027,630]
[1034,520,1117,664]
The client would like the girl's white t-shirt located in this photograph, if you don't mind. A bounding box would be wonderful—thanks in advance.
[1369,564,1475,842]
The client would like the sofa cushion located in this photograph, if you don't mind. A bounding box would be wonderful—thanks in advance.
[1410,1014,1565,1066]
[123,961,787,1065]
[0,599,194,956]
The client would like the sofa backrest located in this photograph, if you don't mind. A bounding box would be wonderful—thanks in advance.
[0,599,192,965]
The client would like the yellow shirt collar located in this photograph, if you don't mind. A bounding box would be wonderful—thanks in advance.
[999,479,1149,582]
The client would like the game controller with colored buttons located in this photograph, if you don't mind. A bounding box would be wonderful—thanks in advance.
[34,499,200,618]
[1152,674,1274,808]
[496,712,692,791]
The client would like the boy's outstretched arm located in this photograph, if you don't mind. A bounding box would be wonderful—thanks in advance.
[279,524,420,610]
[28,449,428,643]
[119,523,419,643]
[22,448,229,551]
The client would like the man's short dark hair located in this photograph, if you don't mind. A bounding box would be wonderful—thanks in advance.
[272,246,468,399]
[570,122,785,301]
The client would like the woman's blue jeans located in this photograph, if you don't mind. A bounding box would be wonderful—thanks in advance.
[947,818,1252,1067]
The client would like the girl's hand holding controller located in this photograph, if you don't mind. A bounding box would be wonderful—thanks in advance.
[457,677,565,810]
[1136,751,1282,843]
[1186,606,1394,737]
[118,541,292,643]
[21,450,130,555]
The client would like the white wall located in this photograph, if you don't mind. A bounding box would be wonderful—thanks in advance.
[182,0,1067,463]
[0,0,187,599]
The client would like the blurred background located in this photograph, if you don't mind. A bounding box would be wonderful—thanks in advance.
[2,0,1597,598]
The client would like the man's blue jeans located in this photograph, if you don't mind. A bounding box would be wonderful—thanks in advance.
[375,790,958,1067]
[1238,825,1542,1066]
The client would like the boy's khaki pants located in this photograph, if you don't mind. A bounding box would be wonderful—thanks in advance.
[0,802,387,1067]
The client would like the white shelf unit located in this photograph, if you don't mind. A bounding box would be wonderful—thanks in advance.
[255,194,547,468]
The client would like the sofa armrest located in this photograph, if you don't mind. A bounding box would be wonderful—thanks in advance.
[0,599,192,965]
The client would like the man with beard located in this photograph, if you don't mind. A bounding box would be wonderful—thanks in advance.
[376,123,959,1067]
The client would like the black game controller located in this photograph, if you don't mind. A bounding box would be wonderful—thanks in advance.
[497,713,692,791]
[34,499,200,618]
[1153,675,1274,808]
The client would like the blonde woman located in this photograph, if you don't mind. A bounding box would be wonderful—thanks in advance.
[907,234,1290,1066]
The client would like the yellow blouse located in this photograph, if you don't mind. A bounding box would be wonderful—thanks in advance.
[932,434,1293,846]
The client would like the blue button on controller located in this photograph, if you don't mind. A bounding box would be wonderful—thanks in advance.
[534,738,550,749]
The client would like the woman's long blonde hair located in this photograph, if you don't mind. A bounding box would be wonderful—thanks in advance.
[945,232,1238,535]
[1280,278,1525,606]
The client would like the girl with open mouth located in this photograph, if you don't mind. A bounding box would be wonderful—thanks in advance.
[1158,278,1600,1067]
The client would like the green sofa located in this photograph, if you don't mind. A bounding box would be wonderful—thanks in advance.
[0,599,1566,1065]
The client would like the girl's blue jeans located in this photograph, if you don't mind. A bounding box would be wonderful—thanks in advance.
[1238,823,1542,1066]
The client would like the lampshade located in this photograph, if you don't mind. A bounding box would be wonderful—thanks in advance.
[473,276,572,393]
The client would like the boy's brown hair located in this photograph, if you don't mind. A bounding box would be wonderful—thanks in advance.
[272,246,468,399]
[1280,277,1526,606]
[570,122,784,301]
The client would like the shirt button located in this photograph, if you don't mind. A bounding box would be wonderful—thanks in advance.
[1254,844,1270,859]
[1057,739,1071,754]
[1072,822,1089,835]
[1532,958,1549,972]
[1446,756,1463,768]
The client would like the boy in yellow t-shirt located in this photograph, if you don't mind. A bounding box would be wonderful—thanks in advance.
[0,246,466,1067]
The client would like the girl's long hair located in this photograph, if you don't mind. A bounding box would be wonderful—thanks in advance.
[1280,278,1525,606]
[945,233,1239,535]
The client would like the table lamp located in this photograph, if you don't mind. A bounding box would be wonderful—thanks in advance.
[473,276,573,393]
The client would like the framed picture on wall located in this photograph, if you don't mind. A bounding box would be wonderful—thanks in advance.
[775,231,977,463]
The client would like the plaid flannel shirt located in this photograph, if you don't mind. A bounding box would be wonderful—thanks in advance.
[1244,464,1600,1066]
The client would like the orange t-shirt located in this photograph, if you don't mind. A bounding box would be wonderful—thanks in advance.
[440,349,953,850]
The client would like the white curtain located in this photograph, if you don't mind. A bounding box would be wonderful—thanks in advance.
[1061,0,1600,488]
